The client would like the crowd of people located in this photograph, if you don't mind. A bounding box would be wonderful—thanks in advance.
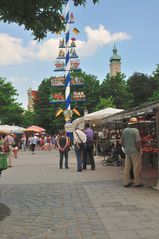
[0,123,96,174]
[56,123,95,172]
[0,118,144,188]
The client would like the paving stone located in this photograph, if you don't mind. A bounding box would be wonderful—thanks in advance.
[0,151,159,239]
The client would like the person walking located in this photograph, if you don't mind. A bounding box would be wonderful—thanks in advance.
[28,134,38,154]
[3,133,15,167]
[120,117,143,187]
[73,127,87,172]
[83,123,95,170]
[56,130,70,169]
[12,134,19,159]
[21,134,27,151]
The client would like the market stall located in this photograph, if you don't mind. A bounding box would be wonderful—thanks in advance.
[101,100,159,187]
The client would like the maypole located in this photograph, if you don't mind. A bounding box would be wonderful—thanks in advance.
[65,0,71,111]
[50,0,86,130]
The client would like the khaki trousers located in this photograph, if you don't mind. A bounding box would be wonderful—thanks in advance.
[123,153,142,186]
[8,145,14,167]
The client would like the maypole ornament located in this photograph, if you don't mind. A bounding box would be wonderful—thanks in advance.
[50,0,85,123]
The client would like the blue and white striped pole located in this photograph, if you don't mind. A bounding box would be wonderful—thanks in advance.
[65,0,71,111]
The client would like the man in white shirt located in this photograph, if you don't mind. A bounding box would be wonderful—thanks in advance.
[29,135,38,154]
[73,128,86,172]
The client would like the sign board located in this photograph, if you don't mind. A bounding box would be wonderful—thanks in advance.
[65,123,75,132]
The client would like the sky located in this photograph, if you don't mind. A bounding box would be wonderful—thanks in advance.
[0,0,159,109]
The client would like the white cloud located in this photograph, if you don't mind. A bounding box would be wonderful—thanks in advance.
[0,25,130,65]
[9,76,29,84]
[76,25,130,57]
[0,34,59,65]
[34,39,59,60]
[0,34,25,65]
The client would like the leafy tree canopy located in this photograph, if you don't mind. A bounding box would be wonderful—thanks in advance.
[0,77,23,125]
[100,73,132,109]
[21,111,36,128]
[94,96,115,111]
[0,0,99,40]
[127,72,155,107]
[148,65,159,101]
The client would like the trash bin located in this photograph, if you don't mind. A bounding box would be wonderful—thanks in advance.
[0,152,8,171]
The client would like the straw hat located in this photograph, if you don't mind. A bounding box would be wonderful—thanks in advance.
[128,117,138,125]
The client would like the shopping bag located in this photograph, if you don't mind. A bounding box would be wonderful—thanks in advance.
[0,153,8,170]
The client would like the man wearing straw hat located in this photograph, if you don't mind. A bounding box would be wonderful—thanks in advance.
[120,117,143,187]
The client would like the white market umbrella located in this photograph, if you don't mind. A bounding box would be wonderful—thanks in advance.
[0,125,25,134]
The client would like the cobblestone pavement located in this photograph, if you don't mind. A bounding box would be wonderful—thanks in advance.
[0,150,159,239]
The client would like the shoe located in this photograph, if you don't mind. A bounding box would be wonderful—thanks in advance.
[91,167,95,170]
[77,169,82,172]
[65,166,69,169]
[134,184,144,187]
[124,183,132,187]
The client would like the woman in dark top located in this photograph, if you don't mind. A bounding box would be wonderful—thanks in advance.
[57,130,70,169]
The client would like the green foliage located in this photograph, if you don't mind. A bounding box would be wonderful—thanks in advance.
[100,73,132,109]
[0,0,99,40]
[95,97,115,111]
[127,72,155,107]
[21,111,35,128]
[33,77,65,134]
[149,91,159,102]
[149,65,159,102]
[32,72,101,133]
[65,71,101,116]
[0,77,23,125]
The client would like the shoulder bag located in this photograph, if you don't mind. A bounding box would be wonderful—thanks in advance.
[75,131,86,151]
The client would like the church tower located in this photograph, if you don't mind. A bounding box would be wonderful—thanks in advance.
[27,87,37,112]
[110,45,121,77]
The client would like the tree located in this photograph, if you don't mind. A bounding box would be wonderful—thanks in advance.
[127,72,155,107]
[94,97,115,111]
[33,77,65,134]
[78,71,101,114]
[0,0,99,40]
[21,111,36,128]
[100,73,132,109]
[32,72,100,133]
[149,64,159,101]
[0,77,23,125]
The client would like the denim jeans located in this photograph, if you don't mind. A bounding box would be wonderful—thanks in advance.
[74,145,82,171]
[59,150,68,168]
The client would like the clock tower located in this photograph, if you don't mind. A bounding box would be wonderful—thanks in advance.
[110,45,121,77]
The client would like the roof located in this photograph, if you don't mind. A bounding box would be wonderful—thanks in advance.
[102,100,159,123]
[72,108,123,128]
[110,45,121,62]
[31,90,37,100]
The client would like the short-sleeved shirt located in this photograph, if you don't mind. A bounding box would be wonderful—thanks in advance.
[121,127,141,155]
[73,130,87,144]
[84,127,94,142]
